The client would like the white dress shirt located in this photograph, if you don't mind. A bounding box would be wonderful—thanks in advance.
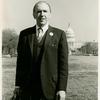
[36,23,49,42]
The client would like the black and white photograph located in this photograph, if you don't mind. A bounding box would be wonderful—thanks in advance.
[2,0,98,100]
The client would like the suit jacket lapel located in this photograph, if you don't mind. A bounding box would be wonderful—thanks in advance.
[44,26,54,51]
[28,25,54,56]
[28,26,36,57]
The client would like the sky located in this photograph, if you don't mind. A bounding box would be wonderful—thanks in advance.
[2,0,98,41]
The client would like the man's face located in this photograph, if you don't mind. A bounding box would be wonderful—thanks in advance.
[33,3,51,27]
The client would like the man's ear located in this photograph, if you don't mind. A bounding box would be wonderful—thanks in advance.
[33,12,36,19]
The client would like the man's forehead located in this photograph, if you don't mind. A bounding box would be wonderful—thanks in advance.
[34,1,51,12]
[36,2,49,9]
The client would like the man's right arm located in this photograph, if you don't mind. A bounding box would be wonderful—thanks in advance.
[15,31,25,88]
[14,31,26,95]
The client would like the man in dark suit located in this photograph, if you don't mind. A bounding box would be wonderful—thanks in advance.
[14,1,68,100]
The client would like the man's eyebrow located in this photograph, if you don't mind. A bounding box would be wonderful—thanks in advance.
[37,10,48,12]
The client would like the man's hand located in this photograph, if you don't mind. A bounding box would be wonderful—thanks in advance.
[11,86,20,100]
[56,91,66,100]
[13,86,20,96]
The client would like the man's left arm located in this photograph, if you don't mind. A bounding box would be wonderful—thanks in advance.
[57,31,68,99]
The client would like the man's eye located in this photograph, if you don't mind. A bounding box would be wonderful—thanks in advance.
[37,10,47,13]
[43,10,47,12]
[37,11,41,13]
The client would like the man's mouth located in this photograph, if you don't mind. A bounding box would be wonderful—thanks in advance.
[40,18,45,20]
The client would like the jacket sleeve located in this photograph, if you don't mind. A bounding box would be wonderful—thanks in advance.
[58,31,68,91]
[15,32,26,86]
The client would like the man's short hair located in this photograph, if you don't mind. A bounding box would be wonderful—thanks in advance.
[33,1,51,13]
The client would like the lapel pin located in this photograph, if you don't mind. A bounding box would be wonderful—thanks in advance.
[49,32,54,37]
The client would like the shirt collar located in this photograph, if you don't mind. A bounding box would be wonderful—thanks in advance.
[36,23,49,33]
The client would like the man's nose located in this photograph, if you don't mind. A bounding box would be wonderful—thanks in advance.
[40,11,45,16]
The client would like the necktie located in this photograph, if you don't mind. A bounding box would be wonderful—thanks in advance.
[37,28,43,42]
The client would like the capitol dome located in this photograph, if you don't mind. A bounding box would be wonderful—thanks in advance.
[65,24,75,42]
[65,23,75,55]
[66,27,75,38]
[66,23,75,38]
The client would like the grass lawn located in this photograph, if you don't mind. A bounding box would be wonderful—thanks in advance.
[2,56,98,100]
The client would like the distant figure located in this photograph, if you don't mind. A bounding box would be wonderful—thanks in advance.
[14,1,68,100]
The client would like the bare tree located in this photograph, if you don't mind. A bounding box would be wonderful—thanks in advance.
[2,28,18,56]
[79,42,98,56]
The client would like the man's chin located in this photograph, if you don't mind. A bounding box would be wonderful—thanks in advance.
[40,22,46,26]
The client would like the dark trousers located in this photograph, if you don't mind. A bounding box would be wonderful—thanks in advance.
[19,87,47,100]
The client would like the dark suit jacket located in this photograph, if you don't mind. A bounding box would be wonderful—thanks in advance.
[15,25,68,99]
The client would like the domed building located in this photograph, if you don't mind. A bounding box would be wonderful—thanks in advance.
[65,24,75,55]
